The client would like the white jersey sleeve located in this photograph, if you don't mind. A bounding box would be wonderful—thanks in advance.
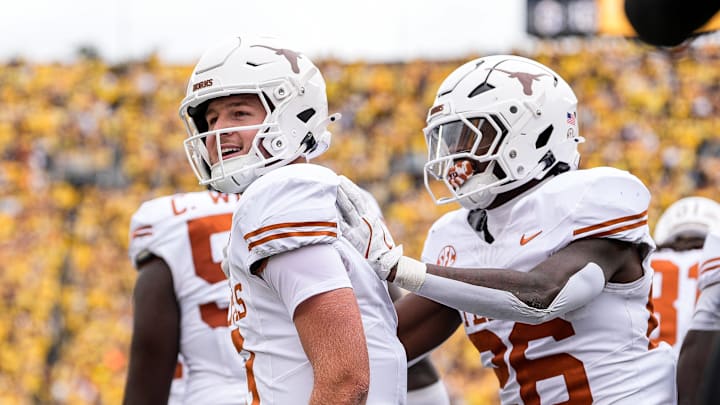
[265,244,353,317]
[128,194,183,269]
[699,231,720,290]
[569,167,654,249]
[692,231,720,331]
[235,164,340,268]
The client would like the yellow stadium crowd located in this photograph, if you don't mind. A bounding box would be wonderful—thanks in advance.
[1,38,719,404]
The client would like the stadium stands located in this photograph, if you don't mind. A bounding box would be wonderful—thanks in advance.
[1,39,719,404]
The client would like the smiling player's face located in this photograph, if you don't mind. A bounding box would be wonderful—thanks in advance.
[204,94,268,165]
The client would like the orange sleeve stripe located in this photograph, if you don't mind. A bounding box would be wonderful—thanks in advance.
[243,221,337,239]
[247,230,338,250]
[575,219,647,239]
[573,210,648,236]
[700,263,720,275]
[131,225,153,239]
[701,256,720,269]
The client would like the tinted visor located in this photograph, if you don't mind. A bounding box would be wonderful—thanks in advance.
[427,117,499,160]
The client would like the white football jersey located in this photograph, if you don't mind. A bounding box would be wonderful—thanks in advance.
[129,191,247,404]
[226,163,406,405]
[649,248,701,352]
[699,231,720,291]
[691,231,720,331]
[421,167,675,405]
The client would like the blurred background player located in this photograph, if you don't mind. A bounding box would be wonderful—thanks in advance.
[678,229,720,404]
[649,196,720,352]
[179,35,406,404]
[337,54,676,404]
[123,189,246,404]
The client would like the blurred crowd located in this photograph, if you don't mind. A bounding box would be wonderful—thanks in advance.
[1,38,719,404]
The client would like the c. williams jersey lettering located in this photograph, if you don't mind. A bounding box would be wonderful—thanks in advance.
[226,163,406,405]
[129,191,246,404]
[421,167,676,405]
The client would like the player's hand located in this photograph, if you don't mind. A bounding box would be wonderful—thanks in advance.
[336,176,403,280]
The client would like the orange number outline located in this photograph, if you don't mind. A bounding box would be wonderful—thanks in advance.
[468,318,593,404]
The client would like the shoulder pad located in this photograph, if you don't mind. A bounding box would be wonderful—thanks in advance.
[567,168,652,245]
[238,164,340,265]
[699,231,720,290]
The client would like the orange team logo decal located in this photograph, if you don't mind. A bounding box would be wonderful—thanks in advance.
[251,45,302,73]
[489,68,549,96]
[437,245,457,266]
[520,230,542,246]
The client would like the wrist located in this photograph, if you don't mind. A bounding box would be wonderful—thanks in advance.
[392,256,427,292]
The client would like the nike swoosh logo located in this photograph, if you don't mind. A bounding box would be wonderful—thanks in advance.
[520,230,542,246]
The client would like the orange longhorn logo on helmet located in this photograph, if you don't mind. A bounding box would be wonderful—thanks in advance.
[251,45,303,74]
[488,68,550,96]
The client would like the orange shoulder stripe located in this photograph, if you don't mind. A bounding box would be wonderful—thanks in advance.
[243,221,337,240]
[701,256,720,269]
[700,259,720,275]
[573,210,648,237]
[131,225,153,239]
[248,230,338,250]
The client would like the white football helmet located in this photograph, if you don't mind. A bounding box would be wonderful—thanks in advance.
[423,55,584,209]
[179,35,339,193]
[653,196,720,246]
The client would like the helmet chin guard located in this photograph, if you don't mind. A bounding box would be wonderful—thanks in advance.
[456,173,500,209]
[423,55,584,209]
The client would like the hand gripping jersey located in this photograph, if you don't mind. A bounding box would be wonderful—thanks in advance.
[649,247,702,352]
[129,191,247,404]
[225,163,407,405]
[692,231,720,331]
[421,167,676,405]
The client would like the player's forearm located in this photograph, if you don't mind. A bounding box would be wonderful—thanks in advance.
[390,257,565,308]
[426,263,562,307]
[677,330,716,405]
[400,259,604,324]
[122,360,173,405]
